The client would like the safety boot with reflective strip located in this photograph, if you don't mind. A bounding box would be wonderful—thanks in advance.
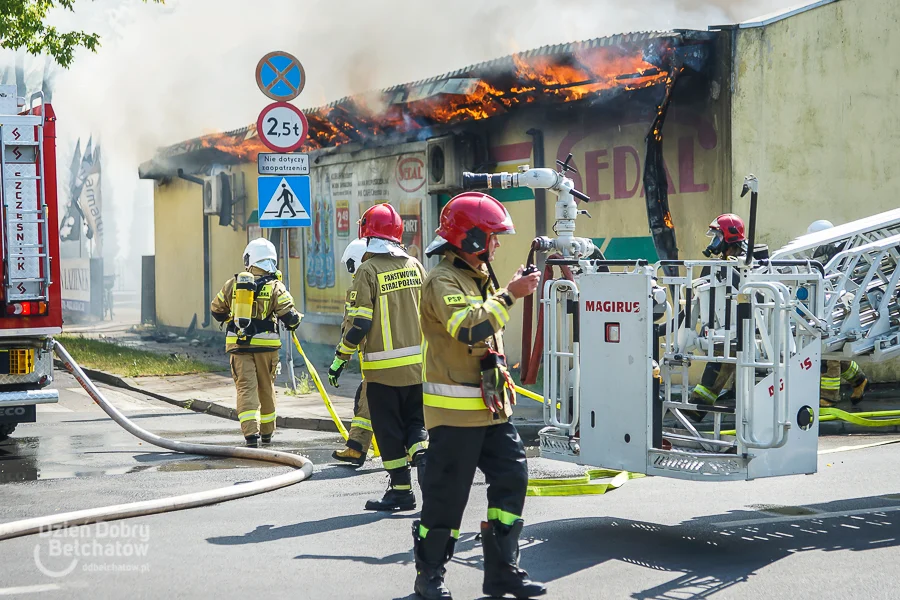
[481,520,546,599]
[245,435,260,448]
[412,521,454,600]
[365,484,415,512]
[851,378,869,406]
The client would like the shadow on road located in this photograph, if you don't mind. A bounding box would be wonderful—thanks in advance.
[280,493,900,599]
[206,511,418,545]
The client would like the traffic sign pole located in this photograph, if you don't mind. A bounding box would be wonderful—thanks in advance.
[281,231,297,392]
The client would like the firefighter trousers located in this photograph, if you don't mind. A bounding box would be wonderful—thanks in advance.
[346,382,374,454]
[230,351,278,438]
[692,361,735,405]
[420,422,528,536]
[821,360,866,402]
[366,382,427,489]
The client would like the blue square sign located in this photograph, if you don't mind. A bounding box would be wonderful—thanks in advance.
[258,175,311,228]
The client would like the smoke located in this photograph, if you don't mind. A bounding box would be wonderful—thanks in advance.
[9,0,798,289]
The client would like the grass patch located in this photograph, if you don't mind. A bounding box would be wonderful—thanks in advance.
[57,335,221,377]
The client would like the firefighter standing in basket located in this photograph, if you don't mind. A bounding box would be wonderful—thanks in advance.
[332,238,376,467]
[210,238,302,447]
[804,219,869,407]
[686,213,746,421]
[329,204,429,511]
[411,192,545,600]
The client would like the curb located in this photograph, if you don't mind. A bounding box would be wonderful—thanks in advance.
[53,359,351,434]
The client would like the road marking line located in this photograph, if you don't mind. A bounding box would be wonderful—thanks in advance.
[0,584,62,595]
[715,505,900,528]
[818,438,900,455]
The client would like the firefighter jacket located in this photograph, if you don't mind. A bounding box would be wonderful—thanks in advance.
[338,254,425,387]
[210,266,301,354]
[419,251,516,429]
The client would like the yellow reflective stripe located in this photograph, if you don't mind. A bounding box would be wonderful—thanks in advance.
[487,508,521,526]
[350,306,374,319]
[821,378,841,390]
[361,353,422,370]
[383,456,409,470]
[484,298,510,326]
[408,440,428,459]
[693,385,717,403]
[351,417,372,432]
[277,291,294,306]
[423,393,486,411]
[226,335,282,347]
[260,412,276,423]
[446,307,469,338]
[238,410,260,423]
[842,362,859,380]
[422,340,429,381]
[393,484,412,491]
[365,345,421,361]
[216,291,225,302]
[379,295,393,351]
[338,341,357,355]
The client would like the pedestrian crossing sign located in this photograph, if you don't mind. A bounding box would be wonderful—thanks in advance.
[258,175,311,228]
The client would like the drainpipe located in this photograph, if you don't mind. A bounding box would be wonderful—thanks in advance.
[177,169,211,328]
[525,128,547,271]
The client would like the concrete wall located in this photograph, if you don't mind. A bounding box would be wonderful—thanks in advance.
[730,0,900,380]
[731,0,900,248]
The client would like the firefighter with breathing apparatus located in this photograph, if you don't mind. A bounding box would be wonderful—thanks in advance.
[329,203,429,511]
[210,238,302,447]
[686,213,746,421]
[804,219,869,407]
[412,192,545,600]
[332,237,377,467]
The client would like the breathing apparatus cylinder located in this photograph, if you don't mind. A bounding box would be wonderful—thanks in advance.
[232,272,256,339]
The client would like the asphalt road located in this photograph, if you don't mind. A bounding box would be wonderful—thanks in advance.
[0,372,898,599]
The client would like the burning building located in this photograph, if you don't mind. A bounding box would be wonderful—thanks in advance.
[140,0,900,372]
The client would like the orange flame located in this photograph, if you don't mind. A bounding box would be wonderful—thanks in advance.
[185,41,670,163]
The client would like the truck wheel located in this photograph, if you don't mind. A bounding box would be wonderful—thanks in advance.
[0,423,17,442]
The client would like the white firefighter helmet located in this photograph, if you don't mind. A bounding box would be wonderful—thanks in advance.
[243,238,278,272]
[341,238,368,274]
[807,220,835,235]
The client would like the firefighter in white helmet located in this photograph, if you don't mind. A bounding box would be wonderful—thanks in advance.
[801,220,869,407]
[210,238,302,447]
[333,238,376,467]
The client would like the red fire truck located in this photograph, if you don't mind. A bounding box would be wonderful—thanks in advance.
[0,84,62,441]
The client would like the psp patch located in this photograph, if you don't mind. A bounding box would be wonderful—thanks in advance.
[348,291,357,302]
[377,267,422,294]
[443,294,466,306]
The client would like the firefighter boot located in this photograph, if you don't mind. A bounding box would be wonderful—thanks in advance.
[412,450,427,486]
[481,520,546,599]
[365,485,416,512]
[412,521,453,600]
[245,435,260,448]
[851,378,869,406]
[261,433,273,445]
[332,447,366,467]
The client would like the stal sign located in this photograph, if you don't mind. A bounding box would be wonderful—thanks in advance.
[256,102,309,153]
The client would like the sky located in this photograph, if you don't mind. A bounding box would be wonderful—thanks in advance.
[2,0,806,285]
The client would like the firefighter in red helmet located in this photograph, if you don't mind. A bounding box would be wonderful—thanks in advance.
[329,203,429,511]
[688,213,747,420]
[411,192,545,600]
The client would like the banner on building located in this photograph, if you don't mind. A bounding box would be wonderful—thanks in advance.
[60,258,91,312]
[76,142,103,257]
[303,152,426,315]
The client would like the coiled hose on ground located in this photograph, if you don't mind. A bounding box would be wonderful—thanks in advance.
[0,340,314,541]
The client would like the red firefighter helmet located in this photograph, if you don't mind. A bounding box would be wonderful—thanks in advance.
[358,203,403,243]
[708,213,746,243]
[425,192,515,257]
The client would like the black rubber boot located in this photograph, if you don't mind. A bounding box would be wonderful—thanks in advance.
[365,487,415,512]
[261,433,273,445]
[245,435,260,448]
[412,520,453,600]
[481,520,546,599]
[412,450,426,486]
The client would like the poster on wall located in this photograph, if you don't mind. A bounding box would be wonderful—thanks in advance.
[60,258,91,312]
[303,152,426,315]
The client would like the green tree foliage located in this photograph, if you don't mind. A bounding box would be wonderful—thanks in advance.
[0,0,164,68]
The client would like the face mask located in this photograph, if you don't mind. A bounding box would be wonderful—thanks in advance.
[703,233,725,257]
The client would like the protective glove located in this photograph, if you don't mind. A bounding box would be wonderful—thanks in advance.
[328,356,347,387]
[480,349,516,413]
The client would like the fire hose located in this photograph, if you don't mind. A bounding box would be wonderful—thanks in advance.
[0,340,314,541]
